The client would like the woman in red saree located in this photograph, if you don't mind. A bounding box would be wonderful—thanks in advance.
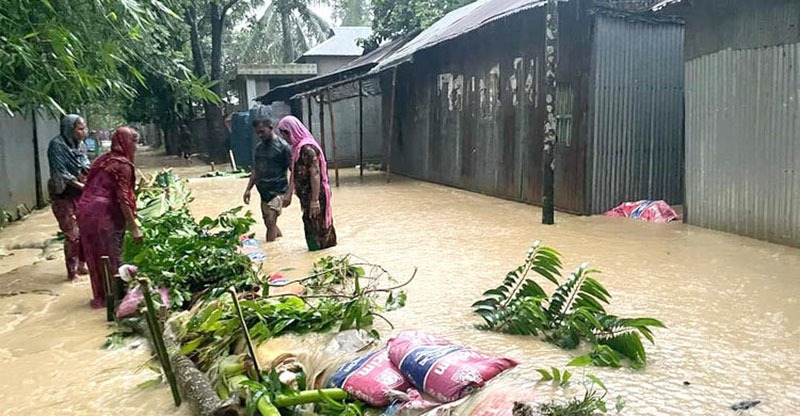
[277,116,337,251]
[77,127,143,309]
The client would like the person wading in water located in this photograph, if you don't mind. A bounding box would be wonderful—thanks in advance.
[47,114,90,281]
[242,118,292,242]
[77,127,143,309]
[277,116,337,251]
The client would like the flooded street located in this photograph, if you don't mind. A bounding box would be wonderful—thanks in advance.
[2,152,799,415]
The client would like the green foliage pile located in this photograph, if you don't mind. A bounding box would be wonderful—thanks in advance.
[473,241,664,369]
[178,255,407,373]
[124,170,257,308]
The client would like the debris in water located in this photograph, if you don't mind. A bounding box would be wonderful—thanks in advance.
[683,381,691,386]
[731,400,761,411]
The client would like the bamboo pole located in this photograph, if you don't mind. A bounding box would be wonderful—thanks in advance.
[386,68,398,183]
[326,89,340,188]
[101,256,114,322]
[227,287,262,381]
[358,80,364,180]
[307,97,313,135]
[140,278,182,407]
[318,94,326,156]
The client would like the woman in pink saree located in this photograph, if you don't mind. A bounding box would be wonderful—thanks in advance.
[277,116,337,251]
[77,127,143,309]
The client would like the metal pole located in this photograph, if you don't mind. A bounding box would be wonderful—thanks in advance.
[326,89,340,188]
[542,0,558,225]
[358,80,364,180]
[386,68,398,183]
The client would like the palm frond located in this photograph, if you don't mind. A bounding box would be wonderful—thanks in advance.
[547,264,608,325]
[473,240,664,369]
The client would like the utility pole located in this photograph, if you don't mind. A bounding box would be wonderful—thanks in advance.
[542,0,559,225]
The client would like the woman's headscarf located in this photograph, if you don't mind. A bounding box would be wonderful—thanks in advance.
[48,114,88,195]
[86,127,138,212]
[277,116,333,228]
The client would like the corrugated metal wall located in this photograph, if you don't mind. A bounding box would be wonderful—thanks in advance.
[0,110,58,214]
[685,44,800,247]
[387,4,592,213]
[589,15,685,213]
[303,78,384,166]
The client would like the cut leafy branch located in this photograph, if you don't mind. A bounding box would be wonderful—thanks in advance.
[473,241,665,368]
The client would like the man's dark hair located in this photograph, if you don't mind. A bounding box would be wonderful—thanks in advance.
[252,118,273,128]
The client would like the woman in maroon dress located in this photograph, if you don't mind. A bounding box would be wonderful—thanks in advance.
[77,127,143,308]
[277,116,337,251]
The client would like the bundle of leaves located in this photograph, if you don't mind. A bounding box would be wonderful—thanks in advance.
[136,169,193,219]
[472,241,664,369]
[177,256,410,373]
[123,206,258,309]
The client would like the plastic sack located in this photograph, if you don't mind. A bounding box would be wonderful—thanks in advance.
[115,286,170,319]
[603,200,681,223]
[328,348,413,407]
[387,331,517,403]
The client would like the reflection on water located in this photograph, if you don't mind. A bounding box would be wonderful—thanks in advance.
[1,154,799,415]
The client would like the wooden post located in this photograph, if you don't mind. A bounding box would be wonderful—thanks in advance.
[326,89,340,188]
[101,256,114,322]
[139,278,182,406]
[318,93,327,156]
[307,96,313,134]
[358,79,364,180]
[542,0,558,225]
[228,287,262,381]
[386,68,398,183]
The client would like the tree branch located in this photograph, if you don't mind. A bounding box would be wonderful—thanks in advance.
[222,0,240,14]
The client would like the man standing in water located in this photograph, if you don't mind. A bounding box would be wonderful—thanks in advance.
[243,118,292,242]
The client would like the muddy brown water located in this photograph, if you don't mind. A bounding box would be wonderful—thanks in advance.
[1,152,798,415]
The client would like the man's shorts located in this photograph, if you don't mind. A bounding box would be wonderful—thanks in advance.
[261,195,283,218]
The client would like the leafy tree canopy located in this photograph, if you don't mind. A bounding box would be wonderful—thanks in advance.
[0,0,210,116]
[363,0,475,49]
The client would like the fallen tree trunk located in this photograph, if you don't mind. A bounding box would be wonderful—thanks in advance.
[136,320,242,416]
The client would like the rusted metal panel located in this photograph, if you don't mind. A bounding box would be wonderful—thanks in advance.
[303,81,384,165]
[385,2,683,215]
[685,43,800,247]
[588,15,684,213]
[659,0,800,60]
[388,5,589,213]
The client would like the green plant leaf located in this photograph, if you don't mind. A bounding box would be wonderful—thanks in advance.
[567,354,593,367]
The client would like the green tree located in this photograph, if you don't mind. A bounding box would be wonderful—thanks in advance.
[0,0,205,116]
[364,0,475,48]
[235,0,332,64]
[182,0,253,161]
[333,0,370,26]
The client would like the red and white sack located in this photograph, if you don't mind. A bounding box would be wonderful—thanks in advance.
[115,286,170,319]
[387,330,517,403]
[327,348,414,407]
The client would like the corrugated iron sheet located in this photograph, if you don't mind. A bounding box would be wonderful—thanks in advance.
[589,15,684,213]
[300,27,371,58]
[685,43,800,247]
[371,0,551,73]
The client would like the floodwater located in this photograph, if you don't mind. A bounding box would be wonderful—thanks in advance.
[1,151,798,415]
